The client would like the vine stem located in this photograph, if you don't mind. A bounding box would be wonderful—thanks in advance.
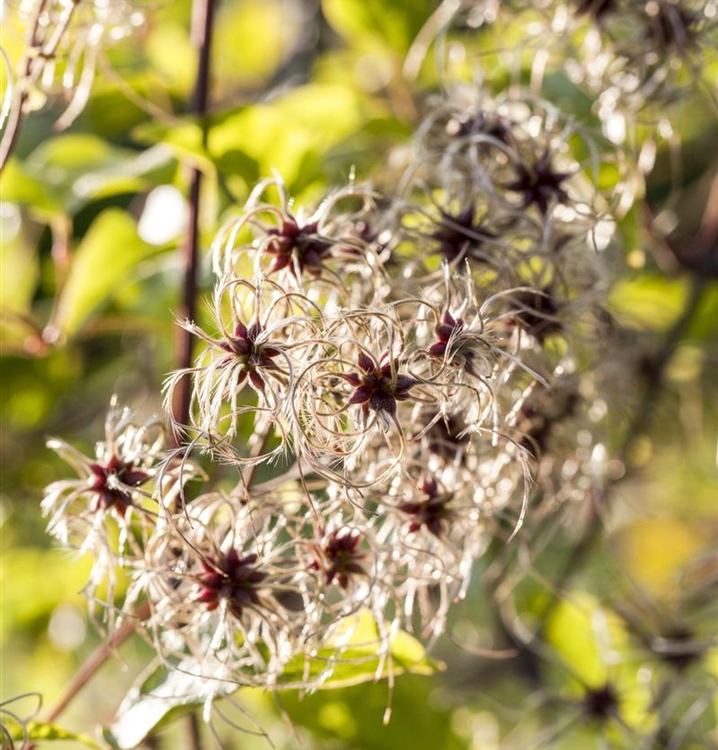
[0,0,49,172]
[43,602,151,725]
[172,0,217,434]
[0,0,83,172]
[36,0,217,737]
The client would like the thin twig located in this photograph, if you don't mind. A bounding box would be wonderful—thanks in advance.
[42,214,73,345]
[42,601,151,726]
[187,712,204,750]
[0,0,49,172]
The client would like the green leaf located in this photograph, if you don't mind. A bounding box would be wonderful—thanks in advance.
[10,135,145,216]
[53,209,167,338]
[322,0,435,54]
[208,84,369,188]
[69,143,176,203]
[541,73,596,124]
[212,0,291,91]
[22,721,104,748]
[545,594,626,690]
[103,660,236,750]
[83,76,157,139]
[272,610,440,689]
[279,674,466,750]
[0,223,39,317]
[144,22,196,97]
[608,274,690,332]
[132,118,216,173]
[133,83,374,191]
[687,282,718,341]
[105,612,438,749]
[0,159,62,218]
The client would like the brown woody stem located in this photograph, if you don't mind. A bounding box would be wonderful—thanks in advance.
[38,0,218,737]
[172,0,217,435]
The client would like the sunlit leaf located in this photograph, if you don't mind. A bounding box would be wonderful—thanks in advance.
[133,83,375,190]
[322,0,434,53]
[0,159,62,218]
[53,209,169,338]
[70,143,176,202]
[212,0,294,94]
[132,118,215,173]
[280,674,466,750]
[105,612,437,749]
[21,721,103,748]
[687,283,718,341]
[615,518,705,597]
[145,22,196,97]
[608,274,690,332]
[209,83,369,187]
[103,660,235,750]
[15,135,143,215]
[0,221,39,316]
[272,610,440,689]
[545,594,622,689]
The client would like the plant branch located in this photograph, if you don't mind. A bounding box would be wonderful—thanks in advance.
[39,602,151,730]
[31,2,219,739]
[0,0,85,171]
[187,712,204,750]
[0,0,49,172]
[172,0,217,435]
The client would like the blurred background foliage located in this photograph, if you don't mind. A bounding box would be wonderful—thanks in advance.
[1,0,716,748]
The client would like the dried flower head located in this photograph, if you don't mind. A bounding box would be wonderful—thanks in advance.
[43,398,162,541]
[212,176,384,301]
[41,398,188,627]
[38,36,638,702]
[3,0,154,145]
[164,276,322,462]
[311,527,367,588]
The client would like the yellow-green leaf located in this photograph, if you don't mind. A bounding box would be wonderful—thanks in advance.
[608,274,690,332]
[24,721,103,748]
[53,209,167,338]
[545,594,624,689]
[105,612,437,749]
